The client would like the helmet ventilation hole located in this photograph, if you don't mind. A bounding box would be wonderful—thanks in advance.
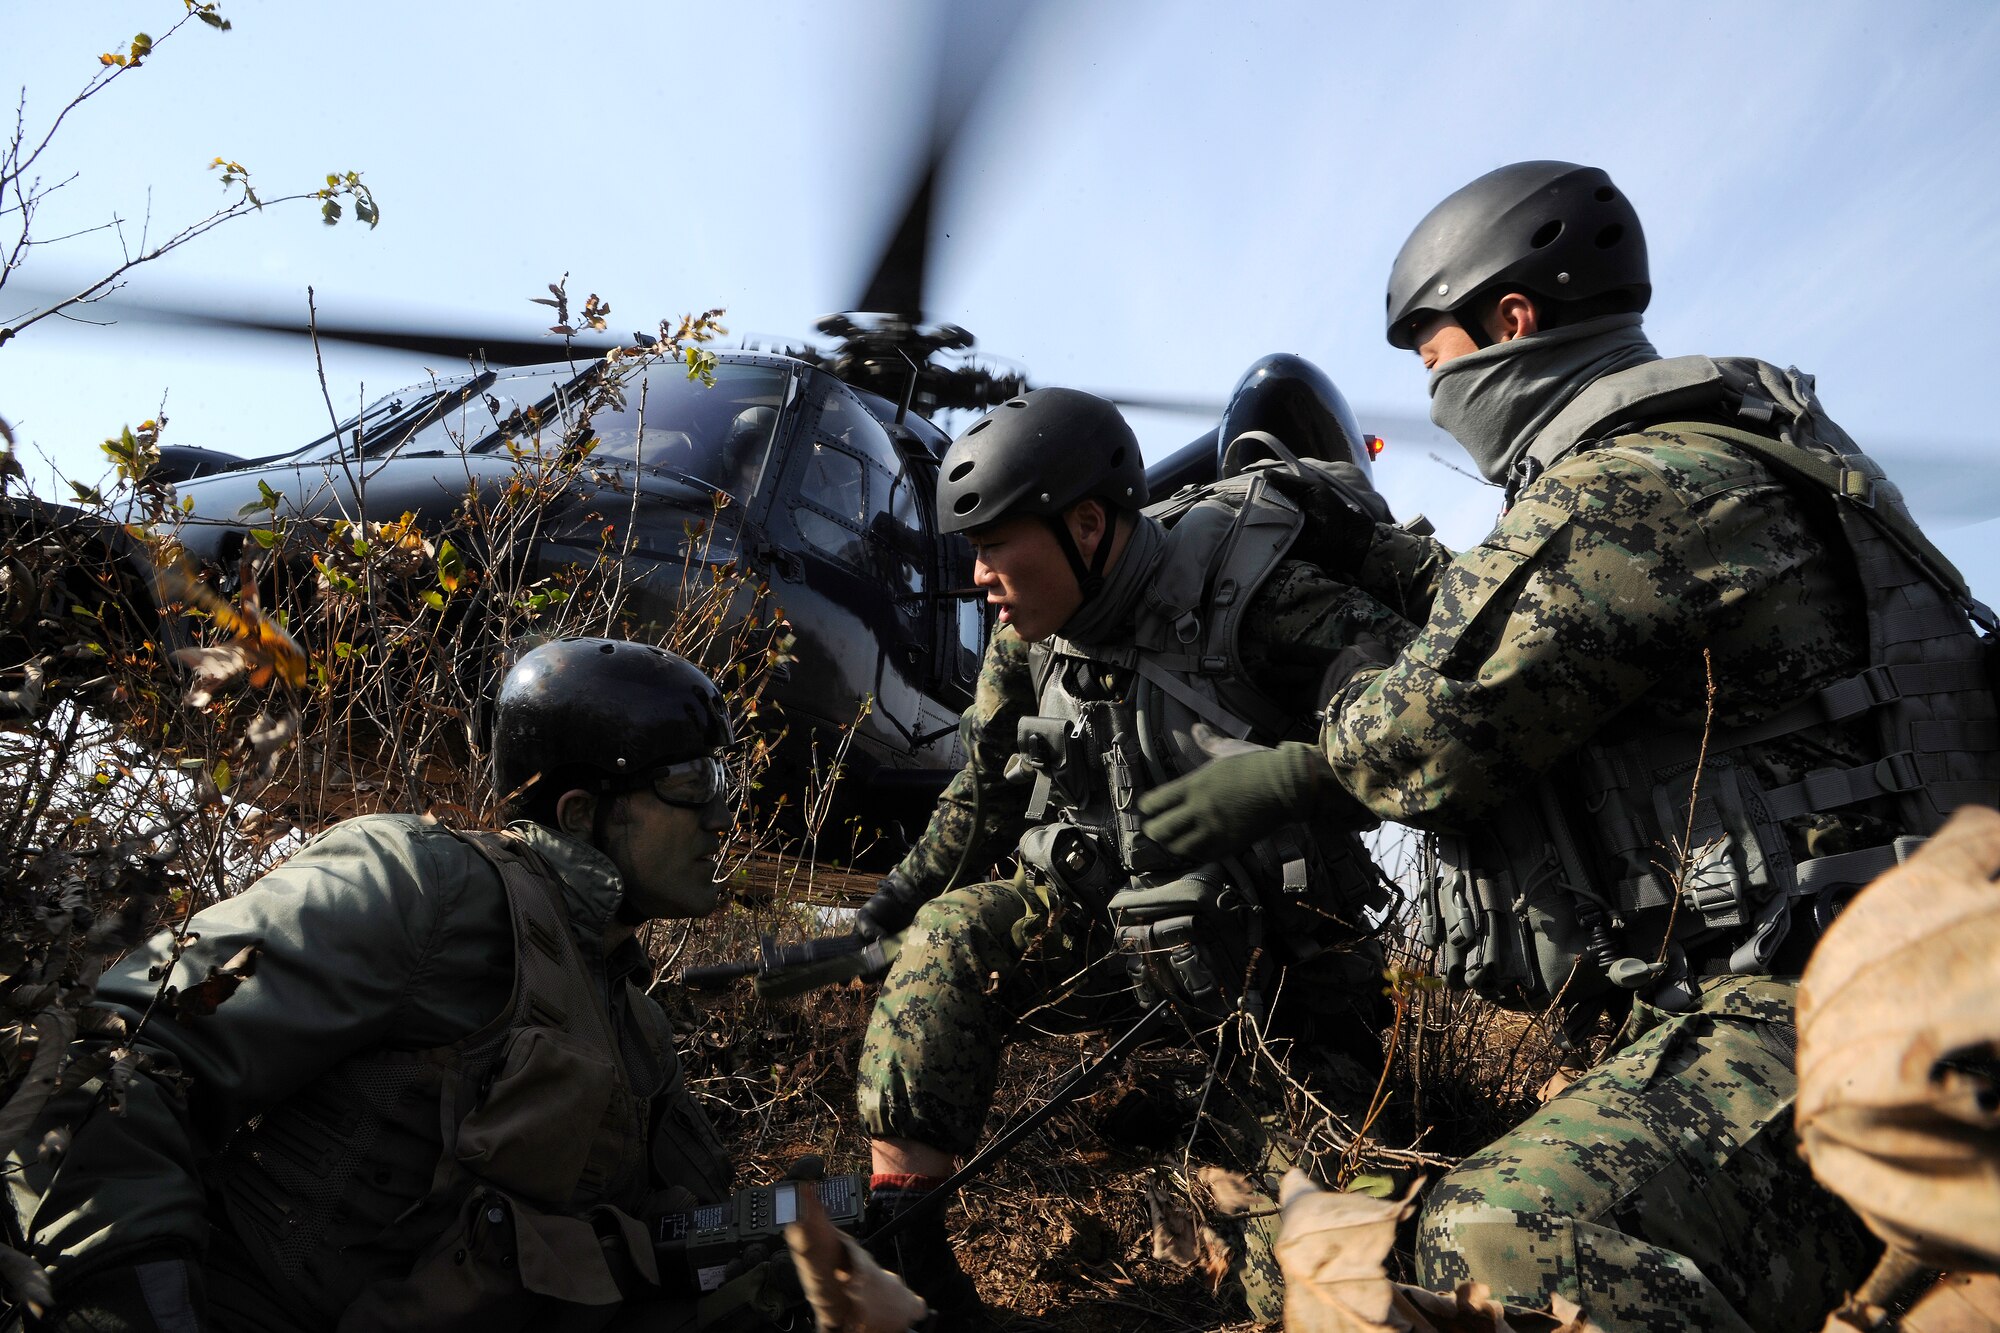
[1530,220,1564,249]
[966,419,990,436]
[954,492,980,516]
[1595,223,1625,249]
[1109,445,1127,468]
[948,459,975,482]
[1594,185,1616,202]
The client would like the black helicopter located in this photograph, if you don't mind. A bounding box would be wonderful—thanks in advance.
[138,320,1376,846]
[6,9,1382,851]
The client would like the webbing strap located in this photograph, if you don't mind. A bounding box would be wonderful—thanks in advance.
[1712,658,1992,751]
[1793,839,1921,894]
[1129,653,1255,739]
[1762,751,1930,822]
[1879,602,1976,643]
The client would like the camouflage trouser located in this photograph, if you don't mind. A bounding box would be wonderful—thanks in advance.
[857,873,1384,1323]
[1417,975,1877,1333]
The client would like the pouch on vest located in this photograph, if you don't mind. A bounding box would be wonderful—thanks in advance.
[339,1186,661,1333]
[1424,793,1594,1008]
[1110,864,1262,1024]
[455,1025,620,1211]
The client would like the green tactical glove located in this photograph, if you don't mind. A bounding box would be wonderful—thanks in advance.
[1138,739,1338,862]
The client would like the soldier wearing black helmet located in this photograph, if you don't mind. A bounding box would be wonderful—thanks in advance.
[14,639,746,1331]
[851,386,1404,1324]
[1141,161,1999,1330]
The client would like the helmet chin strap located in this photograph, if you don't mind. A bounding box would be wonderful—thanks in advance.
[1043,507,1118,603]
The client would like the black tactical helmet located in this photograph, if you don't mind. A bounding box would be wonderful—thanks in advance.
[491,638,730,814]
[1385,161,1649,350]
[1215,353,1374,483]
[936,388,1146,537]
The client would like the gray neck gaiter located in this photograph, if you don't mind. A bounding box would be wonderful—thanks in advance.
[1058,512,1165,647]
[1428,313,1661,484]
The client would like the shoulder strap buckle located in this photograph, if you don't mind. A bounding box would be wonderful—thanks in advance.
[1837,465,1877,508]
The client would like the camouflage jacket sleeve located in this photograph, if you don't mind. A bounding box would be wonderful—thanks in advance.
[1353,522,1459,622]
[1237,558,1424,721]
[10,815,509,1275]
[892,625,1039,900]
[1322,431,1858,829]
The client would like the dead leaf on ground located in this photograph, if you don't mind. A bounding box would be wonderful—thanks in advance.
[1146,1171,1198,1266]
[1199,1164,1268,1217]
[1273,1168,1418,1332]
[1537,1068,1583,1104]
[1796,804,2000,1272]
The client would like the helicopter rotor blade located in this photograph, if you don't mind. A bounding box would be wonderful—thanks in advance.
[1098,390,1228,418]
[854,3,1038,321]
[196,310,618,365]
[7,281,615,366]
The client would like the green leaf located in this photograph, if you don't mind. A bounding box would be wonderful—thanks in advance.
[1346,1172,1398,1199]
[332,641,352,659]
[436,539,463,593]
[212,759,232,792]
[248,528,279,549]
[68,482,103,505]
[420,590,445,611]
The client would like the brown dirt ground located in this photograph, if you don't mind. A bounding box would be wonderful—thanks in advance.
[662,864,1575,1331]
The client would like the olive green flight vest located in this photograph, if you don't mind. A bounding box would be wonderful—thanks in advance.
[208,830,730,1332]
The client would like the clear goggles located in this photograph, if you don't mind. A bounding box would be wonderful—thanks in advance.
[647,755,727,809]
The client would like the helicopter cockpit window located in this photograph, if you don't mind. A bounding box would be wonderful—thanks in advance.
[877,470,926,599]
[791,387,929,596]
[574,363,787,502]
[792,443,868,568]
[438,361,790,504]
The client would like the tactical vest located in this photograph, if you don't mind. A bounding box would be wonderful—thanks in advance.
[1422,357,2000,1012]
[208,830,730,1332]
[1016,470,1388,1020]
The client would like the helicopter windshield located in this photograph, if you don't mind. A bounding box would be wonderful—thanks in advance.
[554,363,790,501]
[396,360,791,503]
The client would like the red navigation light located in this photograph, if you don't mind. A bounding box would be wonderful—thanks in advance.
[1364,434,1385,459]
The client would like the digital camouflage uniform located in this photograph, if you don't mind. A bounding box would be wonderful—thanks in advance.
[1311,370,1936,1328]
[859,558,1408,1320]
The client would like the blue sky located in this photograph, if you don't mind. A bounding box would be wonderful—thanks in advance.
[4,0,1997,588]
